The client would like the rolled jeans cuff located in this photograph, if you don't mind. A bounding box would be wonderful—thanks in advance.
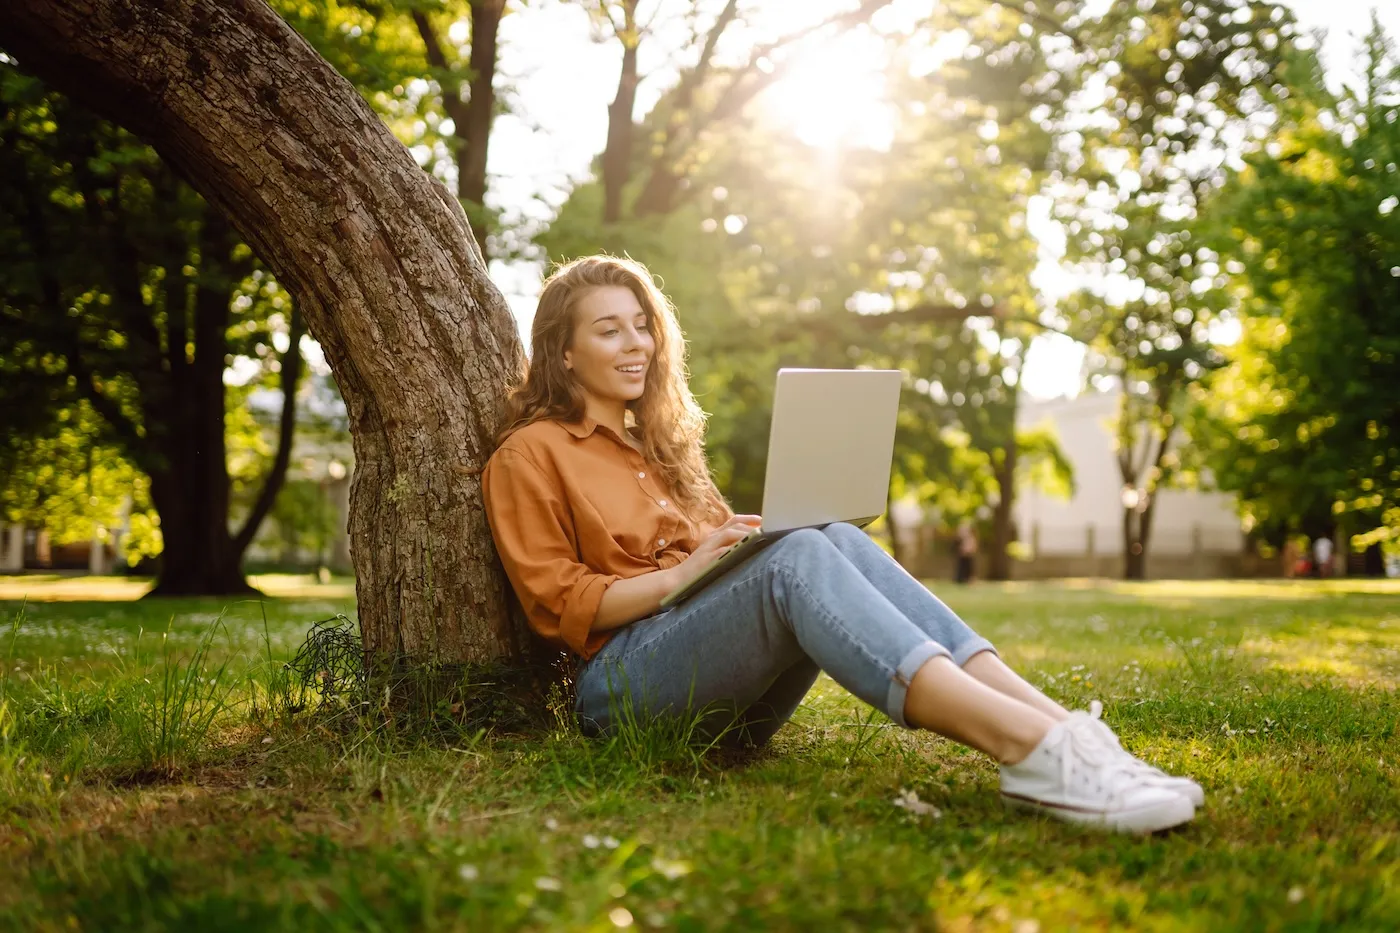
[951,637,998,668]
[885,640,952,729]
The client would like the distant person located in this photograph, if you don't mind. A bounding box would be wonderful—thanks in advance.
[1313,535,1333,578]
[481,255,1202,834]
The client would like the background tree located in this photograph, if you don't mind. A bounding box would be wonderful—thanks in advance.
[1054,0,1297,577]
[1196,18,1400,570]
[1,0,527,664]
[279,0,511,255]
[0,68,305,595]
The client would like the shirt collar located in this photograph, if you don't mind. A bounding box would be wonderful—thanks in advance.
[561,417,641,452]
[560,417,598,439]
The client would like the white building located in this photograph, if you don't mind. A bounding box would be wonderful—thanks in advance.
[1013,388,1250,578]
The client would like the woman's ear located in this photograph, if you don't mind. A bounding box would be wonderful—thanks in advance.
[562,349,573,371]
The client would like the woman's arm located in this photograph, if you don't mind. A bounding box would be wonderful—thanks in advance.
[592,566,683,632]
[591,513,761,632]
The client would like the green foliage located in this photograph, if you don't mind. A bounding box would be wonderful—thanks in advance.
[0,62,294,569]
[1018,421,1076,501]
[267,478,339,562]
[1195,19,1400,550]
[0,400,160,562]
[1049,0,1298,566]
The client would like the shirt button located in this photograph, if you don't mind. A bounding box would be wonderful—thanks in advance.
[659,499,668,508]
[658,538,667,546]
[638,471,646,479]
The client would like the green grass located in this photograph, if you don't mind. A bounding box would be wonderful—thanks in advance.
[1,575,1398,931]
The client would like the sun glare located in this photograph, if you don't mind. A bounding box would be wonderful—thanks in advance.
[761,31,896,151]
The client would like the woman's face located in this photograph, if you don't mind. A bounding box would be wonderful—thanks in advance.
[564,285,654,405]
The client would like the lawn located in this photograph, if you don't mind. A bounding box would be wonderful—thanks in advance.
[2,575,1398,932]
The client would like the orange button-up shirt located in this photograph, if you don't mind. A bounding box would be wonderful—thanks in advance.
[481,417,731,660]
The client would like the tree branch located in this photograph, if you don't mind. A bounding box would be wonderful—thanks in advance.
[233,303,305,556]
[985,0,1086,52]
[602,0,640,222]
[634,0,894,216]
[410,9,469,121]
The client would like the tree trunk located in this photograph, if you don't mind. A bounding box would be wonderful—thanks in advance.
[231,303,305,560]
[1123,508,1148,580]
[411,0,502,255]
[602,2,639,224]
[1,0,528,663]
[458,0,503,252]
[884,482,904,568]
[987,439,1017,581]
[143,209,255,596]
[1124,540,1147,579]
[146,465,255,596]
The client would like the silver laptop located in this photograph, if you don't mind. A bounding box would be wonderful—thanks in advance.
[659,367,903,609]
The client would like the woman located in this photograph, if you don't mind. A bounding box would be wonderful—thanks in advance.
[482,256,1203,834]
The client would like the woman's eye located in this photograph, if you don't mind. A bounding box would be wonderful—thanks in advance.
[602,329,619,337]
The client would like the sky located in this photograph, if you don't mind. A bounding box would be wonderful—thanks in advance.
[480,0,1400,399]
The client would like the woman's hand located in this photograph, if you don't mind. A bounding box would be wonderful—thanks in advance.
[671,514,762,590]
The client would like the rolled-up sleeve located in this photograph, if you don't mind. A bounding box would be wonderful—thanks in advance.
[481,449,621,656]
[656,548,688,571]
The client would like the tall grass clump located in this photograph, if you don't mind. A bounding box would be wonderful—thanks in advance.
[115,614,238,776]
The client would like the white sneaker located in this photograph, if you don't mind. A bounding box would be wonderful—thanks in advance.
[1075,701,1206,808]
[1000,716,1196,834]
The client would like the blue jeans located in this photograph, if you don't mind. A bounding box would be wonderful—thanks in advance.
[574,522,997,746]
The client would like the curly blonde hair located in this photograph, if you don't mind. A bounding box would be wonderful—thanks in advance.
[497,255,728,526]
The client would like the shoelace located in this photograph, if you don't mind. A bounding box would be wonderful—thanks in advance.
[1074,700,1175,781]
[1055,716,1143,807]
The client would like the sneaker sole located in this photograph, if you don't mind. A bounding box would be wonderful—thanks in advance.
[1002,791,1196,834]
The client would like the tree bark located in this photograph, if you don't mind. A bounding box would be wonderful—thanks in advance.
[460,0,503,251]
[145,208,279,597]
[0,0,527,662]
[146,465,256,596]
[602,1,640,224]
[987,437,1017,581]
[231,302,306,559]
[1119,406,1173,582]
[1123,508,1145,580]
[411,0,503,255]
[884,482,905,569]
[146,211,247,596]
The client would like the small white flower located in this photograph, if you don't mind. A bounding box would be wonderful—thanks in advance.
[603,836,620,849]
[649,857,691,881]
[543,817,559,831]
[458,864,479,881]
[892,788,940,818]
[534,876,562,892]
[609,906,634,927]
[1287,886,1304,904]
[583,834,601,849]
